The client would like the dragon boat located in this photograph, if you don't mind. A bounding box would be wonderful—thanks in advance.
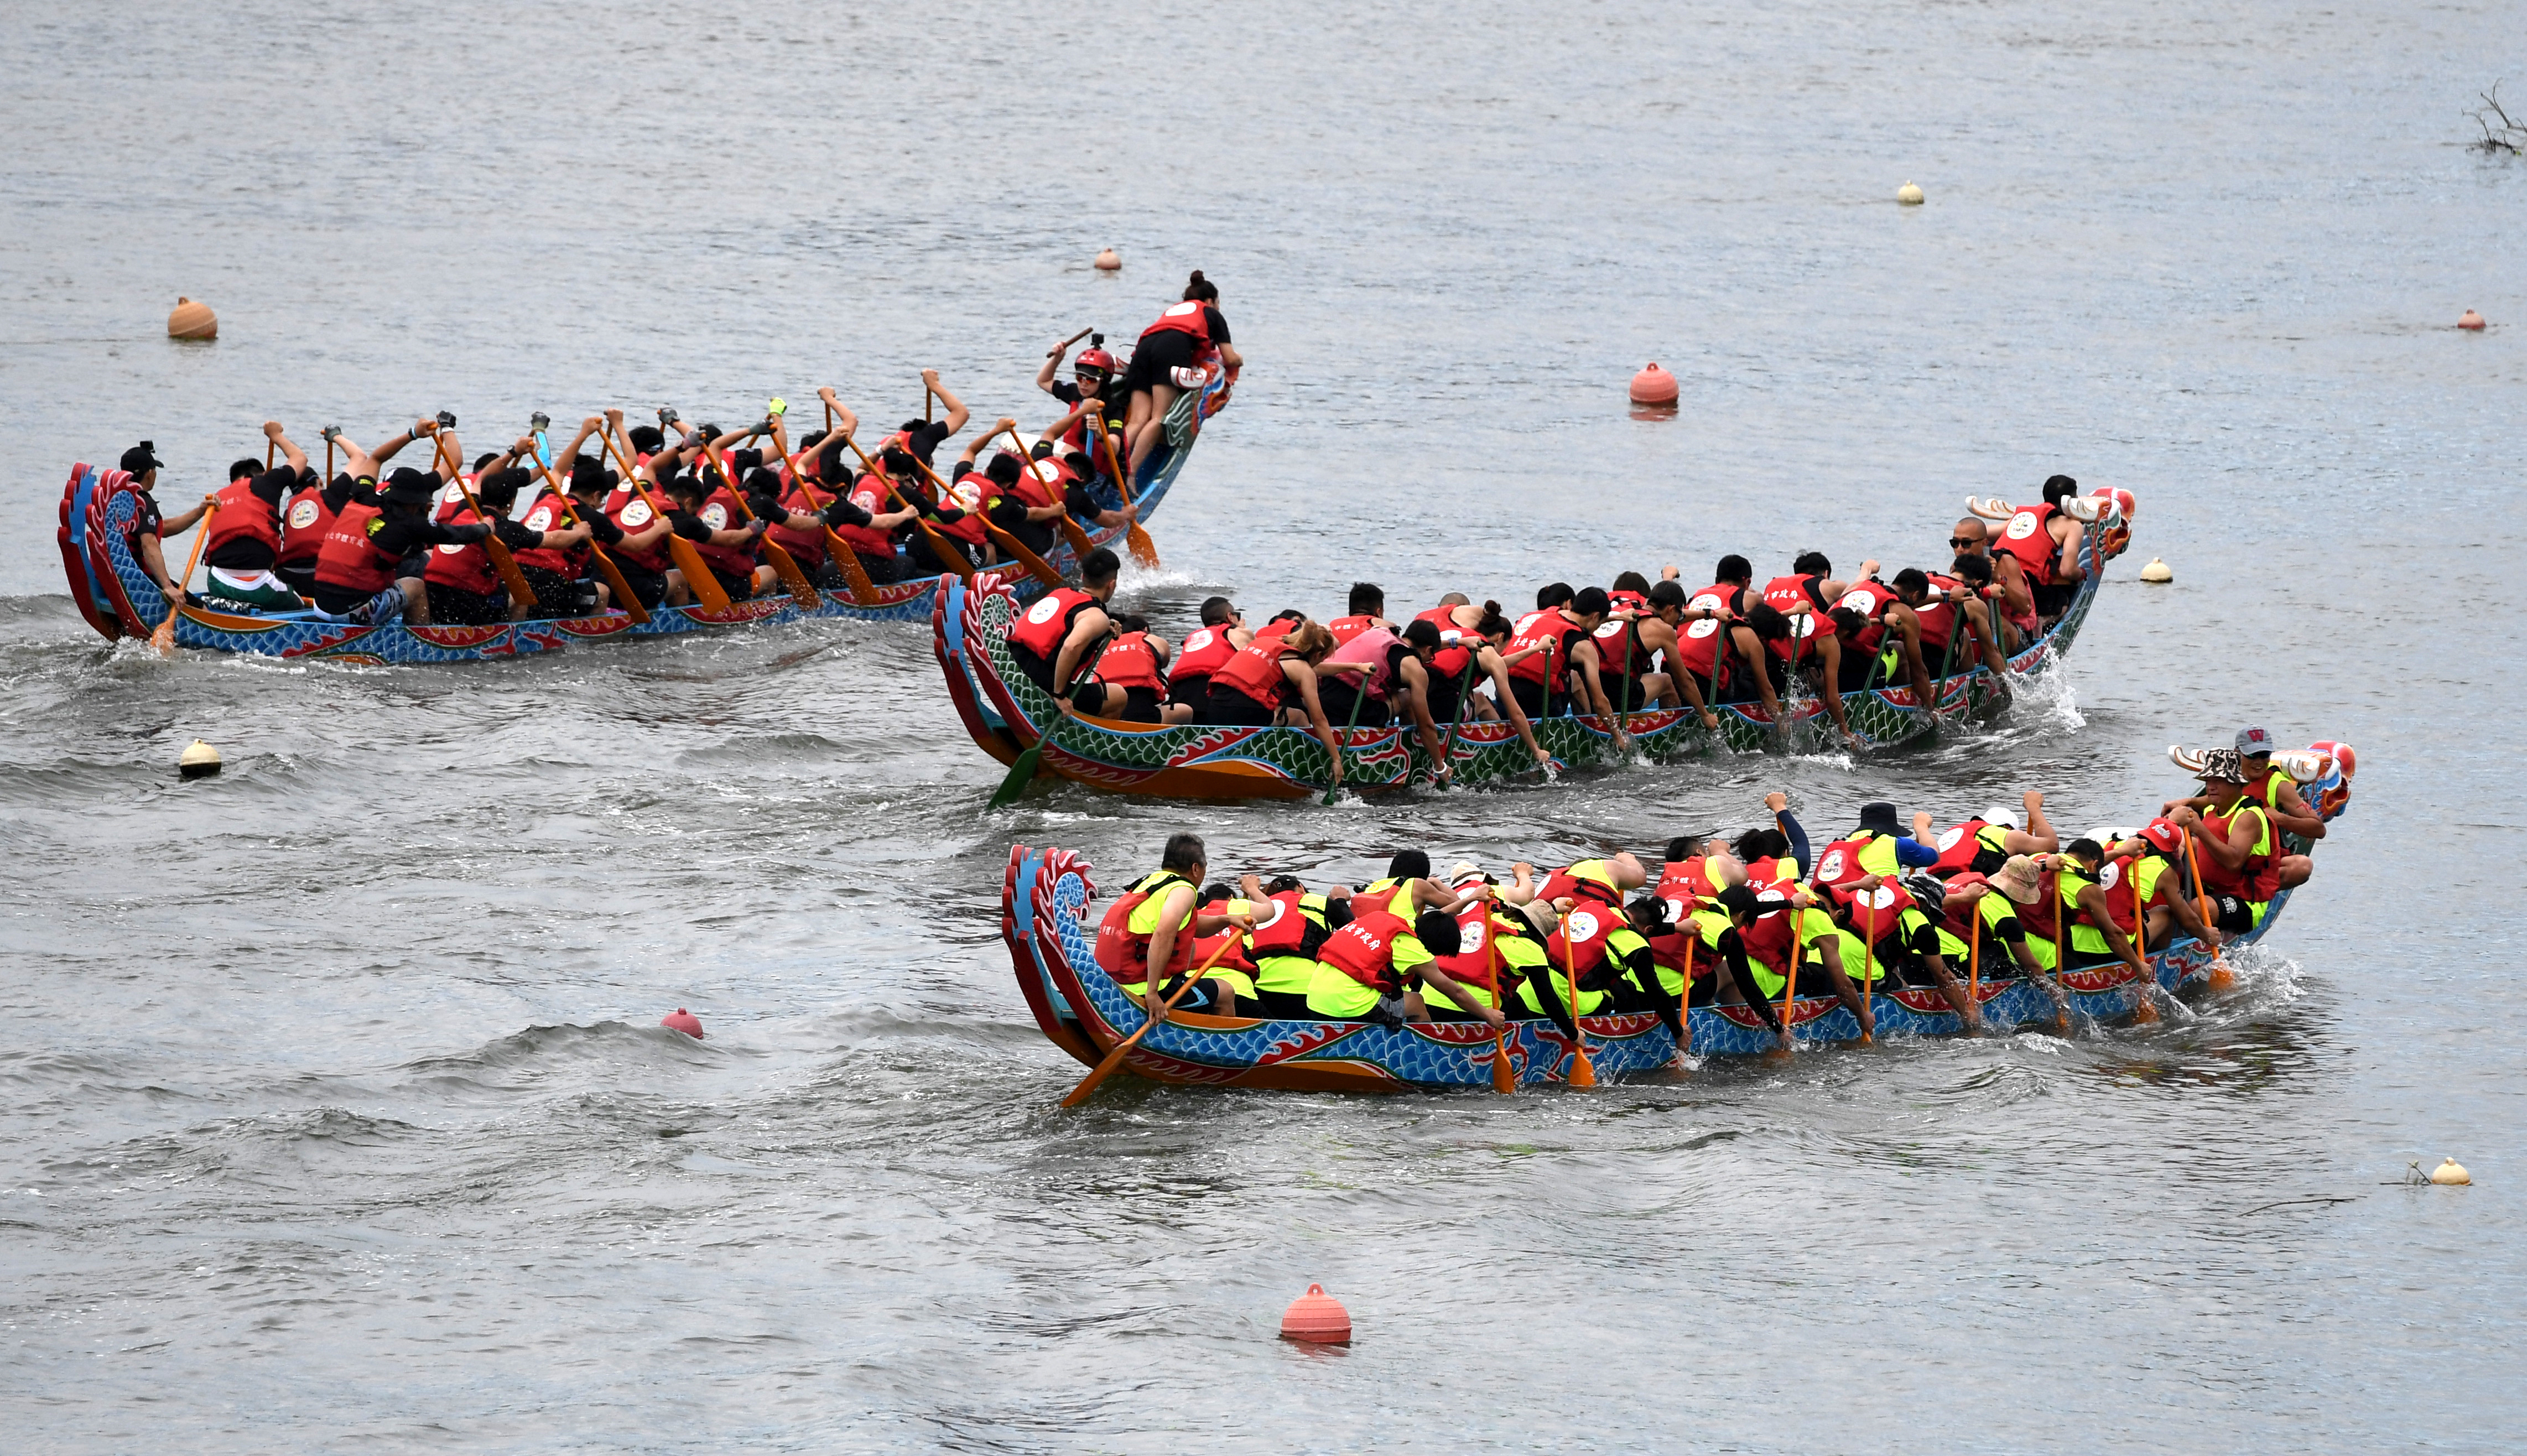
[1001,743,2352,1091]
[55,372,1228,665]
[939,496,2132,800]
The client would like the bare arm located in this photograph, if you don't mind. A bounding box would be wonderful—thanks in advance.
[1051,608,1112,695]
[1140,883,1199,1015]
[262,421,308,475]
[1479,644,1550,763]
[921,369,970,435]
[1285,660,1343,783]
[2005,790,2059,855]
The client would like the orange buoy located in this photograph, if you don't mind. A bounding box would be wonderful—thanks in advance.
[1280,1283,1351,1344]
[1094,248,1121,272]
[661,1008,704,1039]
[167,297,217,340]
[1628,362,1678,405]
[2458,309,2486,330]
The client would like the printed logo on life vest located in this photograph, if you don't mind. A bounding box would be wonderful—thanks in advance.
[1686,618,1719,639]
[1247,899,1285,933]
[2006,512,2040,540]
[1817,850,1846,881]
[287,498,320,530]
[526,508,554,531]
[435,541,465,555]
[1594,621,1624,639]
[2098,861,2122,890]
[1936,826,1967,852]
[621,500,652,527]
[701,503,728,529]
[1843,589,1879,614]
[1459,920,1486,952]
[1183,627,1213,652]
[1564,909,1600,942]
[1025,596,1063,624]
[1862,884,1900,910]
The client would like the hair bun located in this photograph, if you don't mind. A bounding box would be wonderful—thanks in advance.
[1482,599,1501,616]
[1188,269,1205,284]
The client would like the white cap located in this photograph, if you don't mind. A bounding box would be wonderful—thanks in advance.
[1981,805,2020,831]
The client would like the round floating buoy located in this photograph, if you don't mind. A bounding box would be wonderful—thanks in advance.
[1280,1283,1351,1344]
[2430,1157,2471,1185]
[661,1008,705,1039]
[2139,557,2173,584]
[167,297,217,340]
[1629,362,1679,405]
[1094,248,1121,272]
[2458,309,2486,331]
[1897,181,1925,206]
[178,739,222,780]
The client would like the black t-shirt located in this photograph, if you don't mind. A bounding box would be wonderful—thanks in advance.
[901,420,953,470]
[128,490,162,541]
[1051,379,1130,436]
[1198,305,1230,346]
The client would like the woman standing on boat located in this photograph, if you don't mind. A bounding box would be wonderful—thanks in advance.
[1122,271,1241,479]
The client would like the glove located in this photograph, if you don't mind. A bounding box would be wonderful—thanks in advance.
[746,493,784,524]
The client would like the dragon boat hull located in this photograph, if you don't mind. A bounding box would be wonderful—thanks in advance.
[56,379,1220,665]
[941,523,2125,800]
[1002,747,2350,1088]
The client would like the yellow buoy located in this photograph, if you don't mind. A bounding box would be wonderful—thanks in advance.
[178,739,222,780]
[1897,181,1924,206]
[2430,1157,2471,1185]
[1094,248,1121,271]
[2139,557,2173,584]
[168,297,217,340]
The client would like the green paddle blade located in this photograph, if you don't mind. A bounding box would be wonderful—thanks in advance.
[989,743,1045,809]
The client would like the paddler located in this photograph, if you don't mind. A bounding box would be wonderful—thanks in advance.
[112,441,210,607]
[309,420,494,626]
[2230,726,2327,845]
[1090,614,1193,724]
[2117,819,2221,951]
[1416,863,1541,1025]
[1931,855,2052,980]
[1631,582,1724,729]
[1928,791,2059,877]
[196,422,314,611]
[1757,552,1862,741]
[1327,583,1396,646]
[1005,548,1121,713]
[1316,617,1456,787]
[1236,872,1353,1018]
[1201,619,1347,788]
[2167,748,2287,937]
[1947,520,2040,649]
[658,463,772,603]
[2044,838,2151,984]
[423,454,590,624]
[1412,598,1555,770]
[1167,597,1249,721]
[1304,902,1499,1029]
[1094,834,1251,1021]
[1990,476,2096,627]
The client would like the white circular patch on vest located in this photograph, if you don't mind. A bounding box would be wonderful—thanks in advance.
[1843,589,1880,614]
[1936,826,1966,852]
[701,503,728,529]
[1793,613,1819,638]
[1663,895,1692,922]
[1817,850,1846,882]
[1025,596,1063,625]
[435,541,465,555]
[621,500,652,527]
[1565,909,1600,942]
[2098,861,2122,890]
[526,507,554,532]
[287,498,320,531]
[1861,883,1900,911]
[1460,921,1486,952]
[2006,512,2040,540]
[1184,628,1213,652]
[1686,618,1718,640]
[1594,621,1624,639]
[1249,900,1285,932]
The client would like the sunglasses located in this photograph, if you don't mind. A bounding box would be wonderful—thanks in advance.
[1948,536,1979,548]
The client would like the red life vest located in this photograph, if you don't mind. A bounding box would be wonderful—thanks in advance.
[1094,871,1198,986]
[1760,575,1828,663]
[1838,877,1911,947]
[314,499,398,594]
[429,477,467,524]
[1097,632,1167,693]
[1609,588,1649,613]
[1592,616,1642,679]
[1247,889,1328,959]
[924,473,989,546]
[2199,803,2280,902]
[513,493,583,576]
[202,477,282,564]
[1506,608,1579,687]
[832,474,893,558]
[1931,819,2010,876]
[1656,858,1721,922]
[2071,859,2141,939]
[1327,614,1380,647]
[2018,869,2064,946]
[1171,624,1238,684]
[1995,505,2062,586]
[1426,894,1501,997]
[607,493,668,573]
[1667,607,1731,683]
[1008,588,1098,660]
[1138,299,1215,349]
[765,482,828,566]
[423,506,500,594]
[1833,581,1891,654]
[1415,606,1475,680]
[1000,466,1058,513]
[1542,897,1621,981]
[1189,897,1257,975]
[1912,573,1964,652]
[278,481,333,567]
[1252,616,1297,643]
[690,488,760,581]
[1318,909,1412,994]
[1535,863,1624,911]
[1213,638,1296,709]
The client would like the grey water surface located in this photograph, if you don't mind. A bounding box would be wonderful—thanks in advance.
[2,1,2521,1451]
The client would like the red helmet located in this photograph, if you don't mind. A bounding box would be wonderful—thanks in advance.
[1076,347,1116,378]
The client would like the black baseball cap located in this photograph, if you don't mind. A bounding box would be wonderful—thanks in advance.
[120,442,163,475]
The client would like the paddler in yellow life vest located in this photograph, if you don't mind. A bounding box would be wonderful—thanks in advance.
[2113,818,2221,951]
[1509,854,1650,1031]
[1416,863,1548,1024]
[1094,834,1252,1023]
[1234,871,1354,1019]
[1932,854,2053,979]
[2161,729,2318,890]
[2040,838,2151,987]
[2169,748,2288,935]
[1699,886,1797,1052]
[1303,905,1500,1030]
[1355,849,1474,922]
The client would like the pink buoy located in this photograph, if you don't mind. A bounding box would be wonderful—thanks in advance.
[1628,362,1678,405]
[1280,1283,1351,1344]
[2458,309,2486,330]
[661,1008,705,1039]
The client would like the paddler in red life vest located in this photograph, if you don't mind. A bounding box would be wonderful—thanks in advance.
[1990,476,2101,626]
[2165,748,2292,936]
[273,443,340,604]
[1678,557,1792,721]
[1233,871,1356,1018]
[1413,598,1556,769]
[1759,552,1868,742]
[1588,573,1682,719]
[1006,547,1124,713]
[1327,582,1396,647]
[1824,571,1942,706]
[1304,903,1500,1031]
[1812,802,1980,1029]
[1888,561,2015,686]
[1632,581,1726,730]
[1928,791,2060,878]
[1122,270,1243,477]
[192,422,316,611]
[1505,586,1631,747]
[1168,597,1249,721]
[1416,864,1545,1025]
[424,456,591,625]
[1947,520,2039,650]
[1202,618,1350,789]
[1090,613,1194,725]
[1317,617,1458,786]
[2035,837,2151,984]
[656,457,773,603]
[1930,854,2053,979]
[1096,834,1253,1021]
[2114,818,2221,951]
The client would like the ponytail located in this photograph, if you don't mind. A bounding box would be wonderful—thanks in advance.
[1183,269,1218,303]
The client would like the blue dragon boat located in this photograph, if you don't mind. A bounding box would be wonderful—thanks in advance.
[1002,744,2352,1091]
[56,377,1225,665]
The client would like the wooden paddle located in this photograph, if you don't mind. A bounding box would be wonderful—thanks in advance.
[1860,890,1878,1046]
[521,441,650,626]
[1678,934,1697,1061]
[698,436,819,610]
[773,407,882,608]
[1088,413,1161,569]
[431,432,539,609]
[2185,833,2236,991]
[831,430,976,582]
[996,423,1098,562]
[1060,934,1242,1107]
[150,497,216,654]
[896,447,1065,592]
[595,422,732,614]
[1486,892,1514,1094]
[1557,905,1599,1087]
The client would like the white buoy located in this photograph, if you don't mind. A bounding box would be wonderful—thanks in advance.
[2139,558,2173,584]
[2430,1157,2471,1185]
[178,739,222,780]
[1897,181,1924,206]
